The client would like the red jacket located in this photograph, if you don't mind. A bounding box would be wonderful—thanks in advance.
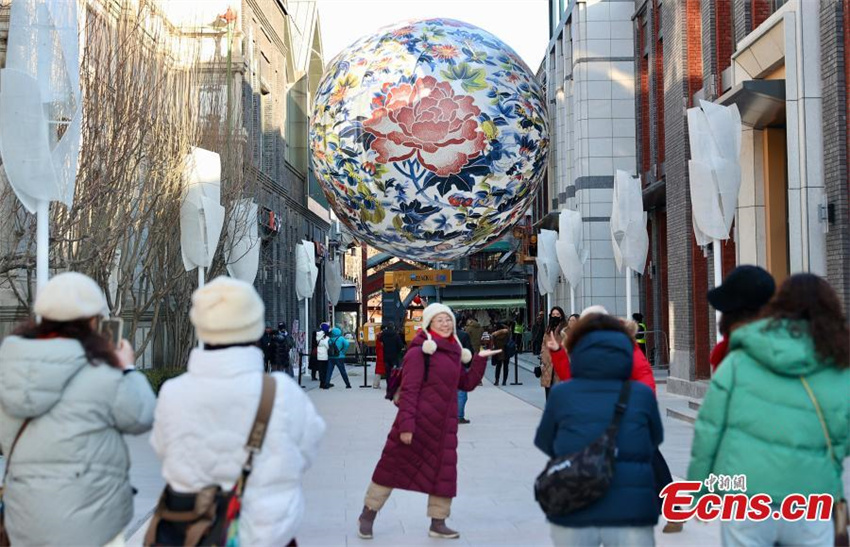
[550,344,657,394]
[709,338,729,373]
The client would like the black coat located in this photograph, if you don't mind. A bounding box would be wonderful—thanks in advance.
[272,331,294,366]
[456,330,473,369]
[534,330,663,528]
[381,330,405,366]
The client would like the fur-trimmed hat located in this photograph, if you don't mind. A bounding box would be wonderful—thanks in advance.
[420,303,472,364]
[34,272,109,322]
[580,304,609,318]
[190,276,265,345]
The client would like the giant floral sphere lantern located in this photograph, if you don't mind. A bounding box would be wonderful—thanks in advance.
[310,19,549,261]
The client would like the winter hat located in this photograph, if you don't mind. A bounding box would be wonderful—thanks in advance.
[707,265,775,313]
[190,276,265,345]
[34,272,109,322]
[580,305,609,318]
[421,303,472,364]
[320,322,330,334]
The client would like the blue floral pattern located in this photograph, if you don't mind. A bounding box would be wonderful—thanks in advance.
[310,18,549,261]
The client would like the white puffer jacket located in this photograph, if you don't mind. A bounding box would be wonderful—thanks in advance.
[150,346,325,545]
[316,331,329,361]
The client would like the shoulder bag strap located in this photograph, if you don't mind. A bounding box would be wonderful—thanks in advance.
[607,381,632,433]
[799,376,838,468]
[2,419,31,486]
[234,375,277,495]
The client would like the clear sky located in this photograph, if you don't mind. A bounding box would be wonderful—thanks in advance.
[315,0,549,71]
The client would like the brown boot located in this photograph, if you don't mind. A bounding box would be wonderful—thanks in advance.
[429,519,460,539]
[358,506,378,539]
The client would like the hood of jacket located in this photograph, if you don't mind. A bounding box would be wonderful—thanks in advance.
[330,327,342,337]
[730,319,827,376]
[569,330,633,381]
[0,336,89,419]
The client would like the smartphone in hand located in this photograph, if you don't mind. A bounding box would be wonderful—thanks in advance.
[99,317,124,347]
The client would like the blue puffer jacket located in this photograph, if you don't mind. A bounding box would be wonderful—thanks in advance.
[534,330,663,528]
[328,327,350,360]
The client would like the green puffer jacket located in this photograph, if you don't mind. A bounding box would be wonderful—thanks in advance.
[688,319,850,501]
[0,336,156,546]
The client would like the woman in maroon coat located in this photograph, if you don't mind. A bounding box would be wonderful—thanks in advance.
[358,303,501,540]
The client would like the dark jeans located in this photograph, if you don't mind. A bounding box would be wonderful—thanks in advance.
[317,359,328,386]
[494,357,509,385]
[326,358,351,387]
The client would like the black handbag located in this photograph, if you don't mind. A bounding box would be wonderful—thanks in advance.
[534,381,631,517]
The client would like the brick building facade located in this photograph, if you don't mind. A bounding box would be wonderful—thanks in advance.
[634,0,850,398]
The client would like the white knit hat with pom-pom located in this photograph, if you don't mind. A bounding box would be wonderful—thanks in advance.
[420,303,472,364]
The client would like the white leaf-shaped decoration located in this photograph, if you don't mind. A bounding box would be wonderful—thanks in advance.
[555,209,586,288]
[0,0,81,212]
[611,170,649,273]
[226,199,260,283]
[296,241,319,301]
[687,100,742,245]
[537,229,560,295]
[181,147,225,271]
[325,258,342,306]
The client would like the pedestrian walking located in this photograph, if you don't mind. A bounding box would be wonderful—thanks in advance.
[456,321,474,424]
[464,318,484,353]
[689,273,849,547]
[381,322,405,375]
[535,312,663,546]
[147,276,325,546]
[326,327,352,389]
[531,311,545,355]
[512,318,525,353]
[316,328,330,387]
[261,324,275,371]
[706,265,775,373]
[0,272,156,546]
[272,322,295,376]
[309,329,320,381]
[357,303,501,540]
[491,322,512,386]
[374,326,386,389]
[539,306,567,400]
[632,312,648,356]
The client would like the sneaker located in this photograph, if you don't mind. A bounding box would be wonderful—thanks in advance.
[346,385,352,389]
[458,418,470,424]
[429,519,460,539]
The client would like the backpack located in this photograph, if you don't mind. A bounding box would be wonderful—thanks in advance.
[328,337,342,359]
[534,381,631,517]
[505,338,517,360]
[386,353,430,406]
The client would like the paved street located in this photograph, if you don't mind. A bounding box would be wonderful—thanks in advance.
[125,356,850,546]
[294,358,721,547]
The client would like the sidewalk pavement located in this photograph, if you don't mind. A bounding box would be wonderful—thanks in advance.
[297,359,722,546]
[126,359,724,545]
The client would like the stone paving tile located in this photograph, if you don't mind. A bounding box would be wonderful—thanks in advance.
[299,361,722,547]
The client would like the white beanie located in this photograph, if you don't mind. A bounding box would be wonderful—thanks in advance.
[190,276,265,345]
[420,303,472,364]
[580,305,609,318]
[34,272,108,322]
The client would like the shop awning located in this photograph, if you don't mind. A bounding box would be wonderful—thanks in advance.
[442,298,526,310]
[717,79,785,129]
[481,240,511,253]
